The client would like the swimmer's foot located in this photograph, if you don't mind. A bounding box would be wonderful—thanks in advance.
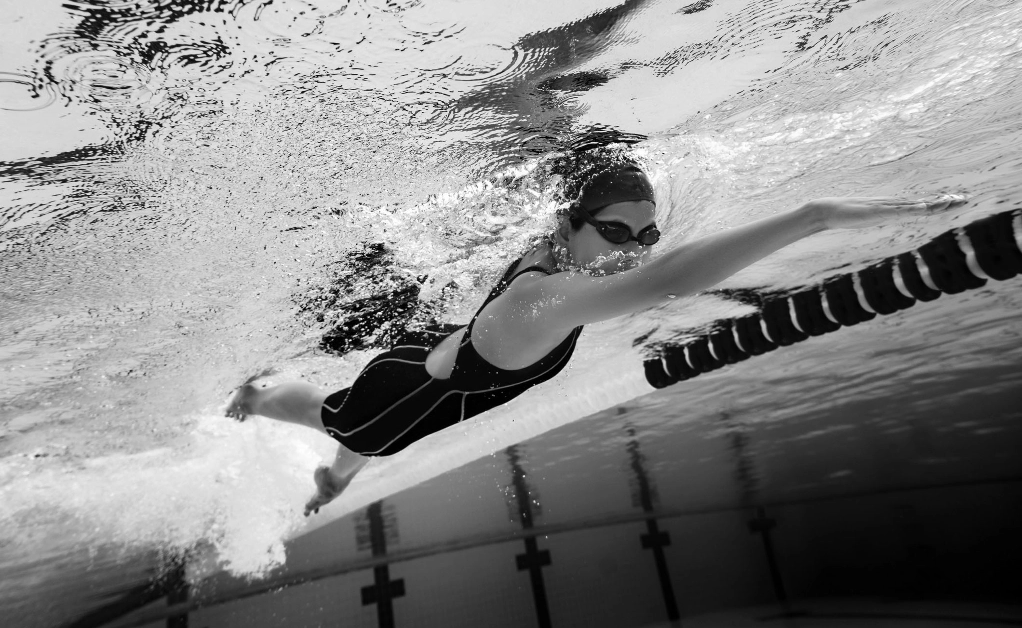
[304,466,354,517]
[224,369,278,421]
[224,384,257,422]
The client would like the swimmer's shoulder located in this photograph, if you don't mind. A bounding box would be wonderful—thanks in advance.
[513,243,558,277]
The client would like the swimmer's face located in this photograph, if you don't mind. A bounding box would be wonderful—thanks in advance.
[568,200,657,274]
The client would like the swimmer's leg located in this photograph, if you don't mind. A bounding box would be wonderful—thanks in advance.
[226,382,367,514]
[305,444,369,516]
[225,381,327,431]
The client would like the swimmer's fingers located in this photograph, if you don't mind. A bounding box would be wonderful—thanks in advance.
[845,194,967,210]
[887,194,964,211]
[924,193,969,211]
[814,193,968,229]
[887,194,969,218]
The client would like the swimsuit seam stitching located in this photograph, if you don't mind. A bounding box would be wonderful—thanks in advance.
[332,377,437,435]
[365,388,469,455]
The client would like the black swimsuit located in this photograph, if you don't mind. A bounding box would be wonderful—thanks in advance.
[321,258,583,456]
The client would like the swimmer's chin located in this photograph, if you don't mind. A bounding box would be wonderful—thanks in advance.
[579,257,643,275]
[600,259,641,274]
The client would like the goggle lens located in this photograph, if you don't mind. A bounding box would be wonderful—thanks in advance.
[638,227,661,245]
[598,222,660,245]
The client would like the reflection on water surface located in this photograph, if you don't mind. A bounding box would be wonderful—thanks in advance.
[1,0,1021,626]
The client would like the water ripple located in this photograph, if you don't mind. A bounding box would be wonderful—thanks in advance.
[2,3,1022,619]
[0,72,57,112]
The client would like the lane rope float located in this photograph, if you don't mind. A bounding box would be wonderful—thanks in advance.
[643,209,1022,389]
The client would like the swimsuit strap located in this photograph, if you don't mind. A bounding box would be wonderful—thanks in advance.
[464,258,553,338]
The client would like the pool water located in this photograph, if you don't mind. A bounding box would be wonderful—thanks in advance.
[1,0,1021,626]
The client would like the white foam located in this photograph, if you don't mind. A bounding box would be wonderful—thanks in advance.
[0,413,333,578]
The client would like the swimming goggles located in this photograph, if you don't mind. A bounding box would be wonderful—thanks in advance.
[572,204,661,245]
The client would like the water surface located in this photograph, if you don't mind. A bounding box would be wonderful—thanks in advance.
[1,0,1021,626]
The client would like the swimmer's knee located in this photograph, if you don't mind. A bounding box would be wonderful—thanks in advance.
[305,395,329,432]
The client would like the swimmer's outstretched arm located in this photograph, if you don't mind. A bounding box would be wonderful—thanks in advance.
[515,195,968,333]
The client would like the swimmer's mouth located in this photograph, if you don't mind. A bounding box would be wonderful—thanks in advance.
[590,252,643,273]
[617,258,641,271]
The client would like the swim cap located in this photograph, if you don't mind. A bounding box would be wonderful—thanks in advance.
[575,164,656,214]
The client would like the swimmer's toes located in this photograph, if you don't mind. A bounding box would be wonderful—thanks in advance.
[224,385,254,421]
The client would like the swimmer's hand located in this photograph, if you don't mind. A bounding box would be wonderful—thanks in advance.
[304,466,352,517]
[811,194,968,230]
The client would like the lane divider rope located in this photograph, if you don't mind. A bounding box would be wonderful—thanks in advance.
[643,209,1022,389]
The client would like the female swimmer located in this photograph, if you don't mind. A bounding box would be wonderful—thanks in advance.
[225,148,965,515]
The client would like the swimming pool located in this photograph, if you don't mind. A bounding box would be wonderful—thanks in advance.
[1,0,1021,626]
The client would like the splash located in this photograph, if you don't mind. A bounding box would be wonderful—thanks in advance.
[0,410,337,579]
